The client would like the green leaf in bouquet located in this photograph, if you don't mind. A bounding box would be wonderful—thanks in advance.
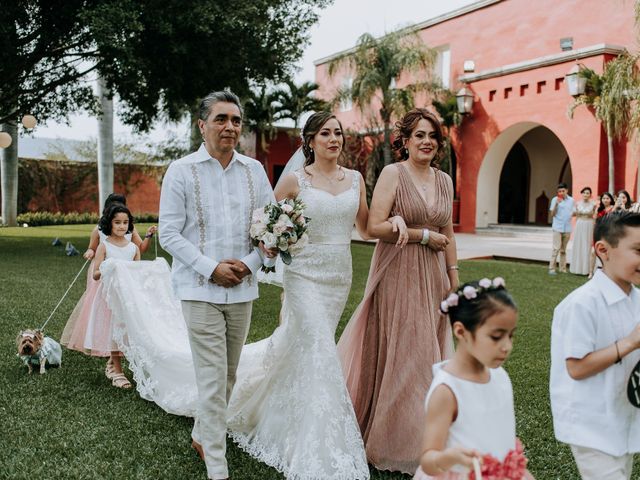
[280,250,292,265]
[260,264,276,274]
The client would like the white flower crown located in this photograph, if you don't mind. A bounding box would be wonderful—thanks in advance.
[440,277,506,314]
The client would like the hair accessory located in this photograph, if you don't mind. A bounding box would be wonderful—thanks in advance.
[440,277,506,313]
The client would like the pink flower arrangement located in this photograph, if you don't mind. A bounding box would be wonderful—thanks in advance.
[468,439,528,480]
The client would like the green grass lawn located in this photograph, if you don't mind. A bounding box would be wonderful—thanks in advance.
[0,225,619,479]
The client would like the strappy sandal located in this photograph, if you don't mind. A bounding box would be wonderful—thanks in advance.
[105,359,117,380]
[111,373,132,389]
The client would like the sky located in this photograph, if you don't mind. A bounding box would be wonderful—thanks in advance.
[32,0,478,145]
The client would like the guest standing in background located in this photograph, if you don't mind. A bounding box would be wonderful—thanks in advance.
[569,187,596,276]
[614,189,633,211]
[548,183,574,275]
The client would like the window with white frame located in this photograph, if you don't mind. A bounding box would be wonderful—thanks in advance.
[433,46,451,88]
[340,77,353,112]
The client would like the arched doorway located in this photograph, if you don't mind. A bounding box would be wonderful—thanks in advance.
[498,142,530,224]
[476,123,571,227]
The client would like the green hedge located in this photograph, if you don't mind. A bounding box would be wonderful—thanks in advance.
[16,211,158,227]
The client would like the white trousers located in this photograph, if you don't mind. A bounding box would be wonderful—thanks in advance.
[183,300,252,480]
[550,231,571,272]
[570,444,634,480]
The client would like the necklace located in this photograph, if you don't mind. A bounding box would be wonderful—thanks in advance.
[406,164,430,191]
[313,165,345,184]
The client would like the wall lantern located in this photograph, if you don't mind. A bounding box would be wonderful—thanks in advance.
[565,64,587,97]
[456,86,474,115]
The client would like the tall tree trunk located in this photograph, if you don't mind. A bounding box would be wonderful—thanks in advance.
[190,108,201,152]
[0,122,18,226]
[607,132,615,193]
[97,77,114,212]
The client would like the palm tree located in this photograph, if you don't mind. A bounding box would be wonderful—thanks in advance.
[328,29,436,168]
[432,90,462,181]
[244,86,280,155]
[274,80,328,134]
[568,52,640,192]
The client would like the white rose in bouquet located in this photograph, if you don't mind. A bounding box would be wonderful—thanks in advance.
[273,220,288,235]
[288,232,308,255]
[278,236,290,251]
[250,221,267,238]
[281,203,294,214]
[262,231,277,249]
[252,208,268,223]
[278,214,294,227]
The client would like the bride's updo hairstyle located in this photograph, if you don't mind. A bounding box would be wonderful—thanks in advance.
[440,279,516,335]
[392,108,445,167]
[301,111,346,167]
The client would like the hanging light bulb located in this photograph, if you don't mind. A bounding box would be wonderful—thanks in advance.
[0,132,12,148]
[22,114,37,129]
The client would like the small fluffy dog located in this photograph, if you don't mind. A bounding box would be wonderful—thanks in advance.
[16,330,62,374]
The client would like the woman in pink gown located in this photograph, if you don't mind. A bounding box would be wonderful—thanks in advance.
[338,108,458,474]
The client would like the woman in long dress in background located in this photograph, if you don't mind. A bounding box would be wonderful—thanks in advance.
[569,186,596,276]
[338,108,458,474]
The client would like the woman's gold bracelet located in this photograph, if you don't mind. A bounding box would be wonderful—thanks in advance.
[447,265,459,271]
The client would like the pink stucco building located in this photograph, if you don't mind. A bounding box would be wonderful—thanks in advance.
[314,0,638,232]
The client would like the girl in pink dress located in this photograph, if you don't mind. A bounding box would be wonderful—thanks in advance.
[61,195,155,371]
[61,203,141,388]
[415,279,534,480]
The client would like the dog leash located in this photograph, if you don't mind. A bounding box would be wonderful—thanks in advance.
[40,259,90,332]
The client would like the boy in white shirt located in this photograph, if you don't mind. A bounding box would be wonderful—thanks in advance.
[550,210,640,480]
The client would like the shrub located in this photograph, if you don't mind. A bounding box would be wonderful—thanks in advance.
[16,211,158,227]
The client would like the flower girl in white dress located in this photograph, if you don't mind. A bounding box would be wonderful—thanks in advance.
[415,279,534,480]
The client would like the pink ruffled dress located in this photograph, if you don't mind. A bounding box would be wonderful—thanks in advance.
[61,233,134,357]
[414,362,533,480]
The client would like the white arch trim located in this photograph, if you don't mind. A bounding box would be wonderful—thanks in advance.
[475,122,540,228]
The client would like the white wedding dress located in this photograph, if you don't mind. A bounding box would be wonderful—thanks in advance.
[227,169,370,480]
[100,257,198,416]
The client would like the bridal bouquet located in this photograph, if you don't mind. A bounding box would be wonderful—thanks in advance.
[250,198,310,273]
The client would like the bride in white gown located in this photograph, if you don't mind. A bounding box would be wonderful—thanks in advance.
[227,112,372,479]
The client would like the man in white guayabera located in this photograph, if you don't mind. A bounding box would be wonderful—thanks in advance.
[159,90,275,480]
